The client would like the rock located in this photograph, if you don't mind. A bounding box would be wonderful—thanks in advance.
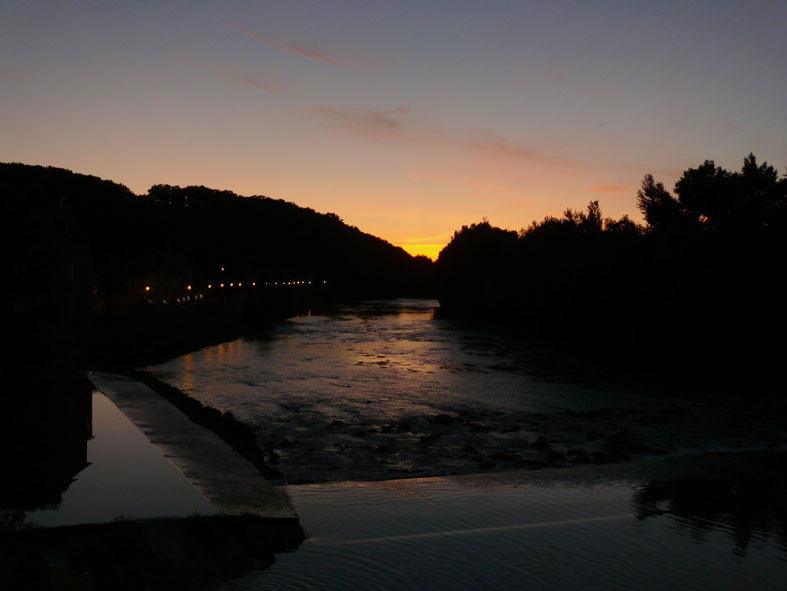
[429,414,454,425]
[461,444,478,453]
[470,422,492,433]
[477,459,496,469]
[533,435,550,450]
[490,451,519,462]
[547,450,566,462]
[586,430,603,441]
[278,437,297,448]
[516,459,547,469]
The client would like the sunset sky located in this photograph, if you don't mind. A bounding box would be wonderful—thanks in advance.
[2,1,785,259]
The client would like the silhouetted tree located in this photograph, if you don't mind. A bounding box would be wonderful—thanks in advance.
[636,174,686,233]
[436,155,786,391]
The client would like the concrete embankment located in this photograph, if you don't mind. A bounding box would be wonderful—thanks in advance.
[88,371,296,520]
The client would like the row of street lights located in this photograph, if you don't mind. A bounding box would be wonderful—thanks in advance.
[144,279,327,294]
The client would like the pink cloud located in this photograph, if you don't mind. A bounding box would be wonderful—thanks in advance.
[196,62,280,92]
[239,27,374,70]
[277,104,558,165]
[465,133,551,163]
[278,107,413,136]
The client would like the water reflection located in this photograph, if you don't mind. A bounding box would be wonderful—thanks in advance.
[222,474,787,591]
[3,391,218,529]
[634,467,787,558]
[31,392,218,527]
[0,372,92,530]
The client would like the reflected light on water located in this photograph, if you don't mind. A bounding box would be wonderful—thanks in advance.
[26,392,217,527]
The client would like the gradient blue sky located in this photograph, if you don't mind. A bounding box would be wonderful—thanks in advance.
[2,1,785,258]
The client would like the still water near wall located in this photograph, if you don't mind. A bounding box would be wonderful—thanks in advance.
[26,392,217,527]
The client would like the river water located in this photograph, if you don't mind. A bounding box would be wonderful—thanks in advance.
[147,299,787,589]
[148,299,654,483]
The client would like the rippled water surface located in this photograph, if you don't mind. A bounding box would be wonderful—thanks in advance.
[219,475,786,591]
[149,299,784,484]
[149,299,656,482]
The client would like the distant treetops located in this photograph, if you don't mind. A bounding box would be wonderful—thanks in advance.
[636,154,785,236]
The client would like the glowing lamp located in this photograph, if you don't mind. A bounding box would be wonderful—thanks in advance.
[220,283,225,288]
[187,285,192,290]
[145,286,150,292]
[208,284,212,289]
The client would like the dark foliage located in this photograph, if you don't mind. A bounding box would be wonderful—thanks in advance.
[437,155,787,391]
[0,163,433,361]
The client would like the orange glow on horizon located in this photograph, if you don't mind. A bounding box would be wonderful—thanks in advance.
[399,243,444,261]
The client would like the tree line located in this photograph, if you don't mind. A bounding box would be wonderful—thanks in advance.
[436,155,787,390]
[0,163,432,361]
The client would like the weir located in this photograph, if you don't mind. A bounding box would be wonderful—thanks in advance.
[88,371,297,520]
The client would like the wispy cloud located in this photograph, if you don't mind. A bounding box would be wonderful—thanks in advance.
[196,62,280,92]
[279,104,558,164]
[278,107,413,136]
[588,185,626,193]
[238,27,372,70]
[465,132,551,163]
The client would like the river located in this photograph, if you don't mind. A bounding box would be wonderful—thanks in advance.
[147,299,787,589]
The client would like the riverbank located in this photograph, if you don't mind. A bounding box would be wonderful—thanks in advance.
[3,514,305,590]
[85,287,331,369]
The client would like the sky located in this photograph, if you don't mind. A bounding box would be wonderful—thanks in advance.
[1,1,785,259]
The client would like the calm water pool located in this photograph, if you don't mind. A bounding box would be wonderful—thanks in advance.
[26,391,217,527]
